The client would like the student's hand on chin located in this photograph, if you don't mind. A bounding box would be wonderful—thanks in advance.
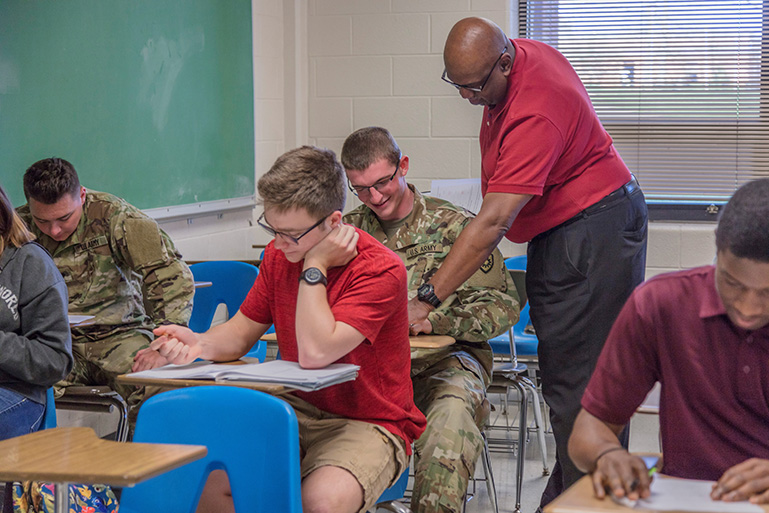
[306,224,359,270]
[712,458,769,504]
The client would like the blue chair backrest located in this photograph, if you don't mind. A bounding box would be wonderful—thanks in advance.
[42,387,57,429]
[489,255,539,357]
[505,255,538,356]
[376,467,410,503]
[188,261,266,360]
[120,386,302,513]
[188,261,259,333]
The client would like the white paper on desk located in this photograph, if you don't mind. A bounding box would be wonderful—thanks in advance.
[125,360,360,391]
[430,179,483,215]
[635,476,763,512]
[68,315,95,325]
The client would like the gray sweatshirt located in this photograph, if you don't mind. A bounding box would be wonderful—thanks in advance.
[0,242,73,404]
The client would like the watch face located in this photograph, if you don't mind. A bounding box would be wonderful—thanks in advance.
[418,284,432,298]
[304,268,322,282]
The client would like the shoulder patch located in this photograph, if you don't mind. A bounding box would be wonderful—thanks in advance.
[480,254,494,274]
[124,218,166,267]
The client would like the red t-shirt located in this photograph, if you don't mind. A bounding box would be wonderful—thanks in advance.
[480,38,631,243]
[240,228,426,450]
[582,266,769,480]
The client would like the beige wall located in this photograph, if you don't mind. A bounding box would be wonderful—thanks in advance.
[160,0,718,277]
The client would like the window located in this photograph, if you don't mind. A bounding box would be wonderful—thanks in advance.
[519,1,769,217]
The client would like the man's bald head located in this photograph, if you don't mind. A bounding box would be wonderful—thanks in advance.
[443,17,509,83]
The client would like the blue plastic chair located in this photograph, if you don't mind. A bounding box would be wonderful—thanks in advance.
[42,387,57,429]
[374,467,410,511]
[119,386,302,513]
[488,255,538,357]
[188,261,266,361]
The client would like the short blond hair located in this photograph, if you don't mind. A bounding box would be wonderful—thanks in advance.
[257,146,346,218]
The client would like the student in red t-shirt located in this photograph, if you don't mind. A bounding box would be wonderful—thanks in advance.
[148,146,426,513]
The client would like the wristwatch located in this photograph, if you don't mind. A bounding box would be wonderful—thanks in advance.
[299,267,328,286]
[417,283,441,308]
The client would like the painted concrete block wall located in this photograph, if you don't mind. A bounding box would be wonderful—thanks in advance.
[164,0,720,281]
[307,0,513,214]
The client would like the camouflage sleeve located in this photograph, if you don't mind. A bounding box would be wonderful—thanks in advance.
[427,248,520,343]
[120,217,194,326]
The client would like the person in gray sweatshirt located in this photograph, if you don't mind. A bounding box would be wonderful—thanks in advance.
[0,184,72,440]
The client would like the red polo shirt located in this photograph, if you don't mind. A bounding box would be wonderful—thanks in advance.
[582,266,769,480]
[480,38,631,242]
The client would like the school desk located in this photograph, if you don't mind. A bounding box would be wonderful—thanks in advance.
[0,427,206,513]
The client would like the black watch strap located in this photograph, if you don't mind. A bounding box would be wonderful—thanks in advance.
[417,283,441,308]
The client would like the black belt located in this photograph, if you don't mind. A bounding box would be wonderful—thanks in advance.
[533,175,641,240]
[581,175,640,217]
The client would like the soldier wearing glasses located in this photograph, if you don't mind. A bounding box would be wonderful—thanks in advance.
[402,17,649,508]
[342,127,519,513]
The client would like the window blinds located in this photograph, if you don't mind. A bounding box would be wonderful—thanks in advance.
[519,1,769,201]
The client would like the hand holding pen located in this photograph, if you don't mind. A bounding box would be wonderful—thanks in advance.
[589,446,655,503]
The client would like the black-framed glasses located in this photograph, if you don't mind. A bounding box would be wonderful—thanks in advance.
[347,162,400,197]
[257,212,331,245]
[441,46,507,93]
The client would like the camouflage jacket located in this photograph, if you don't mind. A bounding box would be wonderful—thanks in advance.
[344,185,520,381]
[18,190,194,341]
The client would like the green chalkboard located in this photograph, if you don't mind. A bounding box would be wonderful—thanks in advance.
[0,0,255,209]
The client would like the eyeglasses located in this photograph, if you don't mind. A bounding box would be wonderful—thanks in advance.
[441,46,507,93]
[347,163,400,197]
[257,212,331,245]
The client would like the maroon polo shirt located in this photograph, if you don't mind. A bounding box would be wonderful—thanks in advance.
[582,266,769,480]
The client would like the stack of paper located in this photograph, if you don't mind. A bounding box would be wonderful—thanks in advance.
[126,360,359,392]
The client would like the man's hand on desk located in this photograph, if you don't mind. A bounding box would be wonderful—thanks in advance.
[150,325,203,365]
[408,297,433,326]
[712,458,769,504]
[590,447,652,502]
[131,348,170,372]
[409,318,432,336]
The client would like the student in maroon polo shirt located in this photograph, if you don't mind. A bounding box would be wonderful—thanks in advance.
[569,178,769,505]
[148,146,425,513]
[435,17,649,507]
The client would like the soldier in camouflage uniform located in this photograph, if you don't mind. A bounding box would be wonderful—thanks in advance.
[17,158,194,426]
[342,127,520,513]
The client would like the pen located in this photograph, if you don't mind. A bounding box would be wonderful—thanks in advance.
[648,465,658,477]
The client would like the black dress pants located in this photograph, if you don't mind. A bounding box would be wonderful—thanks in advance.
[527,183,648,509]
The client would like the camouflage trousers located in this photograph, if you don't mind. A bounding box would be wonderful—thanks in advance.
[55,329,161,434]
[410,357,489,513]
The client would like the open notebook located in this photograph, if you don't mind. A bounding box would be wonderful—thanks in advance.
[125,360,359,392]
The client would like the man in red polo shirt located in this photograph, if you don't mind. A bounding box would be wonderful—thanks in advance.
[149,146,426,513]
[422,17,650,507]
[570,178,769,505]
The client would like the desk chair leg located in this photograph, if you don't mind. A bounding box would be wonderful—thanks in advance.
[520,376,550,476]
[480,432,498,513]
[510,379,528,513]
[54,482,69,513]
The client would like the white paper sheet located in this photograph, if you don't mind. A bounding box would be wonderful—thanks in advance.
[430,179,483,215]
[68,314,95,326]
[635,476,763,512]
